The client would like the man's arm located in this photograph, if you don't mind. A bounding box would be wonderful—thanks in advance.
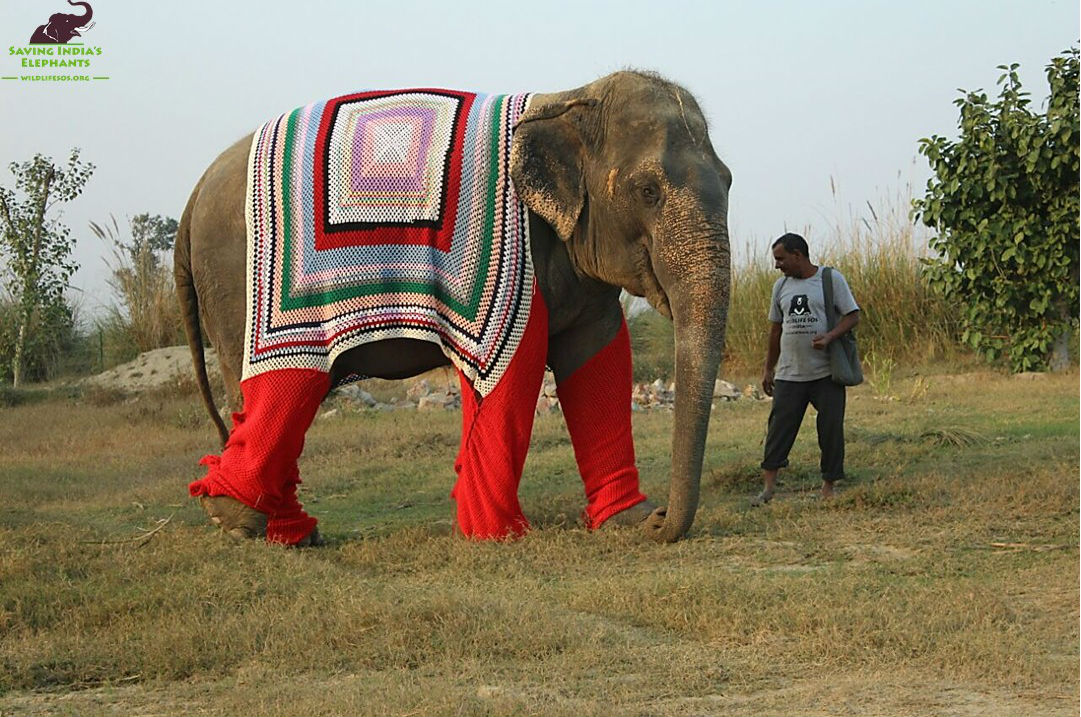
[762,321,783,397]
[811,309,861,350]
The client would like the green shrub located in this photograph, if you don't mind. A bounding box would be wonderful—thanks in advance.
[913,48,1079,371]
[0,294,84,384]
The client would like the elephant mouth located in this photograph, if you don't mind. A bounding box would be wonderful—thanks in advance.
[626,239,671,318]
[641,238,672,319]
[649,284,672,319]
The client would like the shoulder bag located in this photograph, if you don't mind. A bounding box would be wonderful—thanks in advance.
[822,267,863,386]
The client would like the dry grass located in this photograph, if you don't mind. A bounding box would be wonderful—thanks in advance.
[0,369,1077,715]
[89,216,185,366]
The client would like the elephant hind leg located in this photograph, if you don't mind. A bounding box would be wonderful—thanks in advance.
[188,368,330,545]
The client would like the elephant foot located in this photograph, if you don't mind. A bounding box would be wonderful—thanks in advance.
[600,499,659,529]
[198,495,268,541]
[291,527,326,548]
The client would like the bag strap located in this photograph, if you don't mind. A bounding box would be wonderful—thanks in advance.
[776,276,789,315]
[822,266,838,331]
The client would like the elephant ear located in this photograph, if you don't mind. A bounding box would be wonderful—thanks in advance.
[510,98,597,242]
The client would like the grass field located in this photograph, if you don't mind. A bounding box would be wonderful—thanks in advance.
[0,368,1077,716]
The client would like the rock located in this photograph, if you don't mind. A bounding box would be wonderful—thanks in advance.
[417,389,461,411]
[535,395,561,414]
[742,384,768,401]
[533,371,561,414]
[713,379,741,400]
[334,385,377,407]
[416,394,441,411]
[406,379,431,400]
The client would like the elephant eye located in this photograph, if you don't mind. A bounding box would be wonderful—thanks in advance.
[638,182,661,206]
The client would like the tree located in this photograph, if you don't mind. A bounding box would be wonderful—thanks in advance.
[913,47,1079,372]
[0,149,94,387]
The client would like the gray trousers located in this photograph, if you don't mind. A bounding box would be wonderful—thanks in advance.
[761,377,846,482]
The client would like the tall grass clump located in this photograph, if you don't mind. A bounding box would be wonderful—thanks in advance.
[90,215,184,366]
[628,185,964,380]
[626,303,675,381]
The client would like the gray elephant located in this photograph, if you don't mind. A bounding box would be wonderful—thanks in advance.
[30,0,93,44]
[176,71,731,545]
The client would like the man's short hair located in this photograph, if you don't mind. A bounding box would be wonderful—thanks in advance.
[772,232,809,258]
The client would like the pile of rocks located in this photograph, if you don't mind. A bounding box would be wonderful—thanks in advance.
[631,378,768,410]
[536,375,768,415]
[327,374,768,418]
[329,378,461,414]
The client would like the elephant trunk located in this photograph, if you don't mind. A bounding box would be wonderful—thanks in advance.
[648,243,729,543]
[67,0,92,24]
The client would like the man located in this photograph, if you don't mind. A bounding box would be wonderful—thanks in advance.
[754,233,861,505]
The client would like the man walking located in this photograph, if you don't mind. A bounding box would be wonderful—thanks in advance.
[754,233,861,505]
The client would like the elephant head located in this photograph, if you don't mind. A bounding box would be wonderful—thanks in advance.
[511,71,732,543]
[30,0,93,44]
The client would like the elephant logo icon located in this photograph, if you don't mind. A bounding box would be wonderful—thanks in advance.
[788,294,812,316]
[30,0,94,44]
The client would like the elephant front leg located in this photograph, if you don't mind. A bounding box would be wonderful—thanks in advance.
[451,285,549,539]
[553,318,649,528]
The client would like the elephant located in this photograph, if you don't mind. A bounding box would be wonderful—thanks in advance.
[30,0,93,44]
[176,70,731,544]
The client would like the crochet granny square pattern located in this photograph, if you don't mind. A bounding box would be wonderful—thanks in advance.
[243,90,534,396]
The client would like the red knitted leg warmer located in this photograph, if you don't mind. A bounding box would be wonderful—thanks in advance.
[188,368,329,545]
[451,287,548,539]
[556,320,647,528]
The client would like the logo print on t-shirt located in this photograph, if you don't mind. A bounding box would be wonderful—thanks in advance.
[788,294,811,316]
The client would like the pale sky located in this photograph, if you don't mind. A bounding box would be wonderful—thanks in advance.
[1,0,1076,316]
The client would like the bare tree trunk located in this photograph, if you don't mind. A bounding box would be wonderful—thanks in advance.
[1049,329,1072,372]
[12,317,27,388]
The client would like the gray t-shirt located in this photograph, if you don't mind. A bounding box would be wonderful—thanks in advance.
[768,267,860,382]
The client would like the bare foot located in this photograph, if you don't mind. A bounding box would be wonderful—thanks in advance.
[750,489,774,507]
[820,480,835,500]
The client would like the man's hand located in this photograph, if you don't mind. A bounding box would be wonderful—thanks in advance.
[811,333,833,351]
[762,369,775,397]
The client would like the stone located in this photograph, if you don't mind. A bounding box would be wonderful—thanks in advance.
[335,384,377,407]
[536,395,561,415]
[713,379,741,400]
[406,379,431,400]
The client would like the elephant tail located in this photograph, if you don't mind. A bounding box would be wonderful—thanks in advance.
[175,179,230,447]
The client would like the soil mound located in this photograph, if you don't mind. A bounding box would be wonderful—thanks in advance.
[84,346,220,392]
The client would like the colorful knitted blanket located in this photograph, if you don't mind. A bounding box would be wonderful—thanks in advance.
[243,89,534,396]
